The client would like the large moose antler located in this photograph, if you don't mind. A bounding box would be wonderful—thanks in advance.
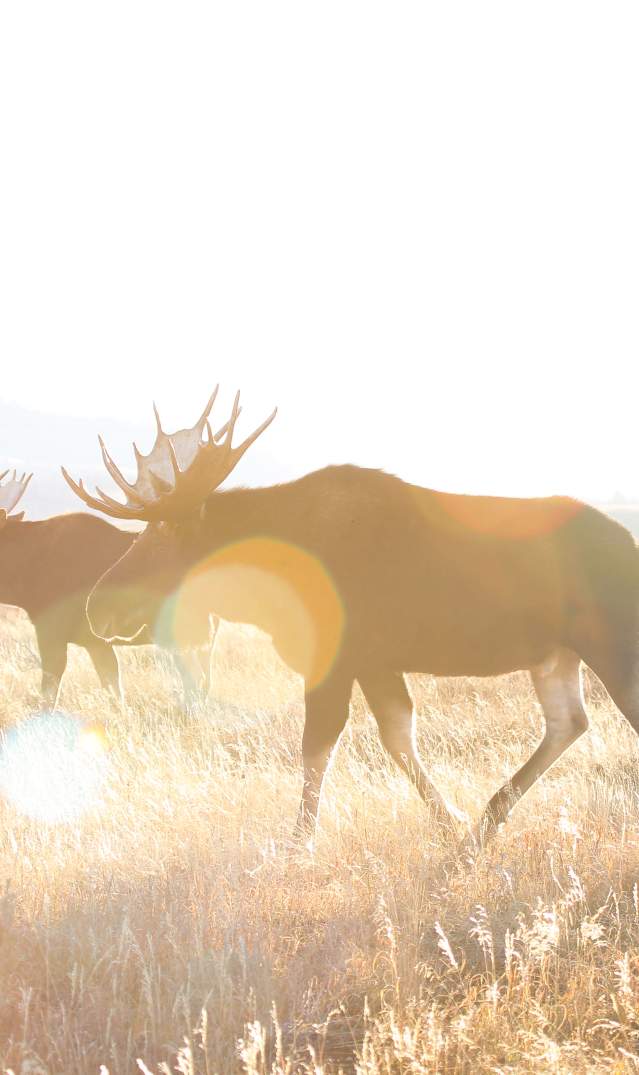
[61,388,277,522]
[0,468,32,525]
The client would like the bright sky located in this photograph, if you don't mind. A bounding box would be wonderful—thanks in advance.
[1,3,637,499]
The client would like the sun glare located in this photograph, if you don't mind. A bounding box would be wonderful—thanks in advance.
[155,538,346,690]
[0,712,109,824]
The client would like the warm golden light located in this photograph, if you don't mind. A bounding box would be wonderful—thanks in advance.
[413,488,584,541]
[79,721,109,755]
[0,712,109,823]
[161,538,345,689]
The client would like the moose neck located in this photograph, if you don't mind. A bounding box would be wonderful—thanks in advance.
[199,483,293,551]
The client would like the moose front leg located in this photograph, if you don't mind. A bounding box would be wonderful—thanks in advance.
[35,627,68,711]
[295,671,354,839]
[171,646,210,709]
[167,616,221,710]
[87,639,122,703]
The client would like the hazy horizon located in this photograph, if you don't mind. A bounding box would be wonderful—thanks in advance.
[2,395,638,525]
[2,4,638,505]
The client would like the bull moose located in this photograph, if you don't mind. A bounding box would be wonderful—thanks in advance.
[63,388,639,839]
[0,468,215,709]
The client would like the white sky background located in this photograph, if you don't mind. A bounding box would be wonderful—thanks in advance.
[1,2,637,499]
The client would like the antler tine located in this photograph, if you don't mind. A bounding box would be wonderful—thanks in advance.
[153,402,164,436]
[232,407,278,461]
[219,391,242,452]
[0,469,8,482]
[211,406,242,444]
[94,483,146,515]
[60,467,103,511]
[61,467,141,520]
[99,436,148,507]
[196,385,219,433]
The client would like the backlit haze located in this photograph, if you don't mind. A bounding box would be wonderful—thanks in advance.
[1,3,638,509]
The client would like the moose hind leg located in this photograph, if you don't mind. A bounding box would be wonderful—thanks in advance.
[477,647,588,839]
[586,648,639,740]
[358,669,466,827]
[295,672,354,837]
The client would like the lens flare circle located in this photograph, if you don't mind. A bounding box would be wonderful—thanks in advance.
[421,488,583,540]
[155,537,346,689]
[0,712,109,823]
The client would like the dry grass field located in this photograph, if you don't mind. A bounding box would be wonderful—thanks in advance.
[2,607,639,1074]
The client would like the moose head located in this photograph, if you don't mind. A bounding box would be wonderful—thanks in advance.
[62,388,276,644]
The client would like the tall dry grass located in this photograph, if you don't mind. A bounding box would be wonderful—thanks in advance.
[1,605,639,1073]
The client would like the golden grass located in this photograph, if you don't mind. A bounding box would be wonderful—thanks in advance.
[2,607,639,1073]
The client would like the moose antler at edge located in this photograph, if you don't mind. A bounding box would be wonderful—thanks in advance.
[0,468,32,525]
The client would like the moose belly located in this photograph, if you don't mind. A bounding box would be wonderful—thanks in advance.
[357,561,566,678]
[406,613,558,676]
